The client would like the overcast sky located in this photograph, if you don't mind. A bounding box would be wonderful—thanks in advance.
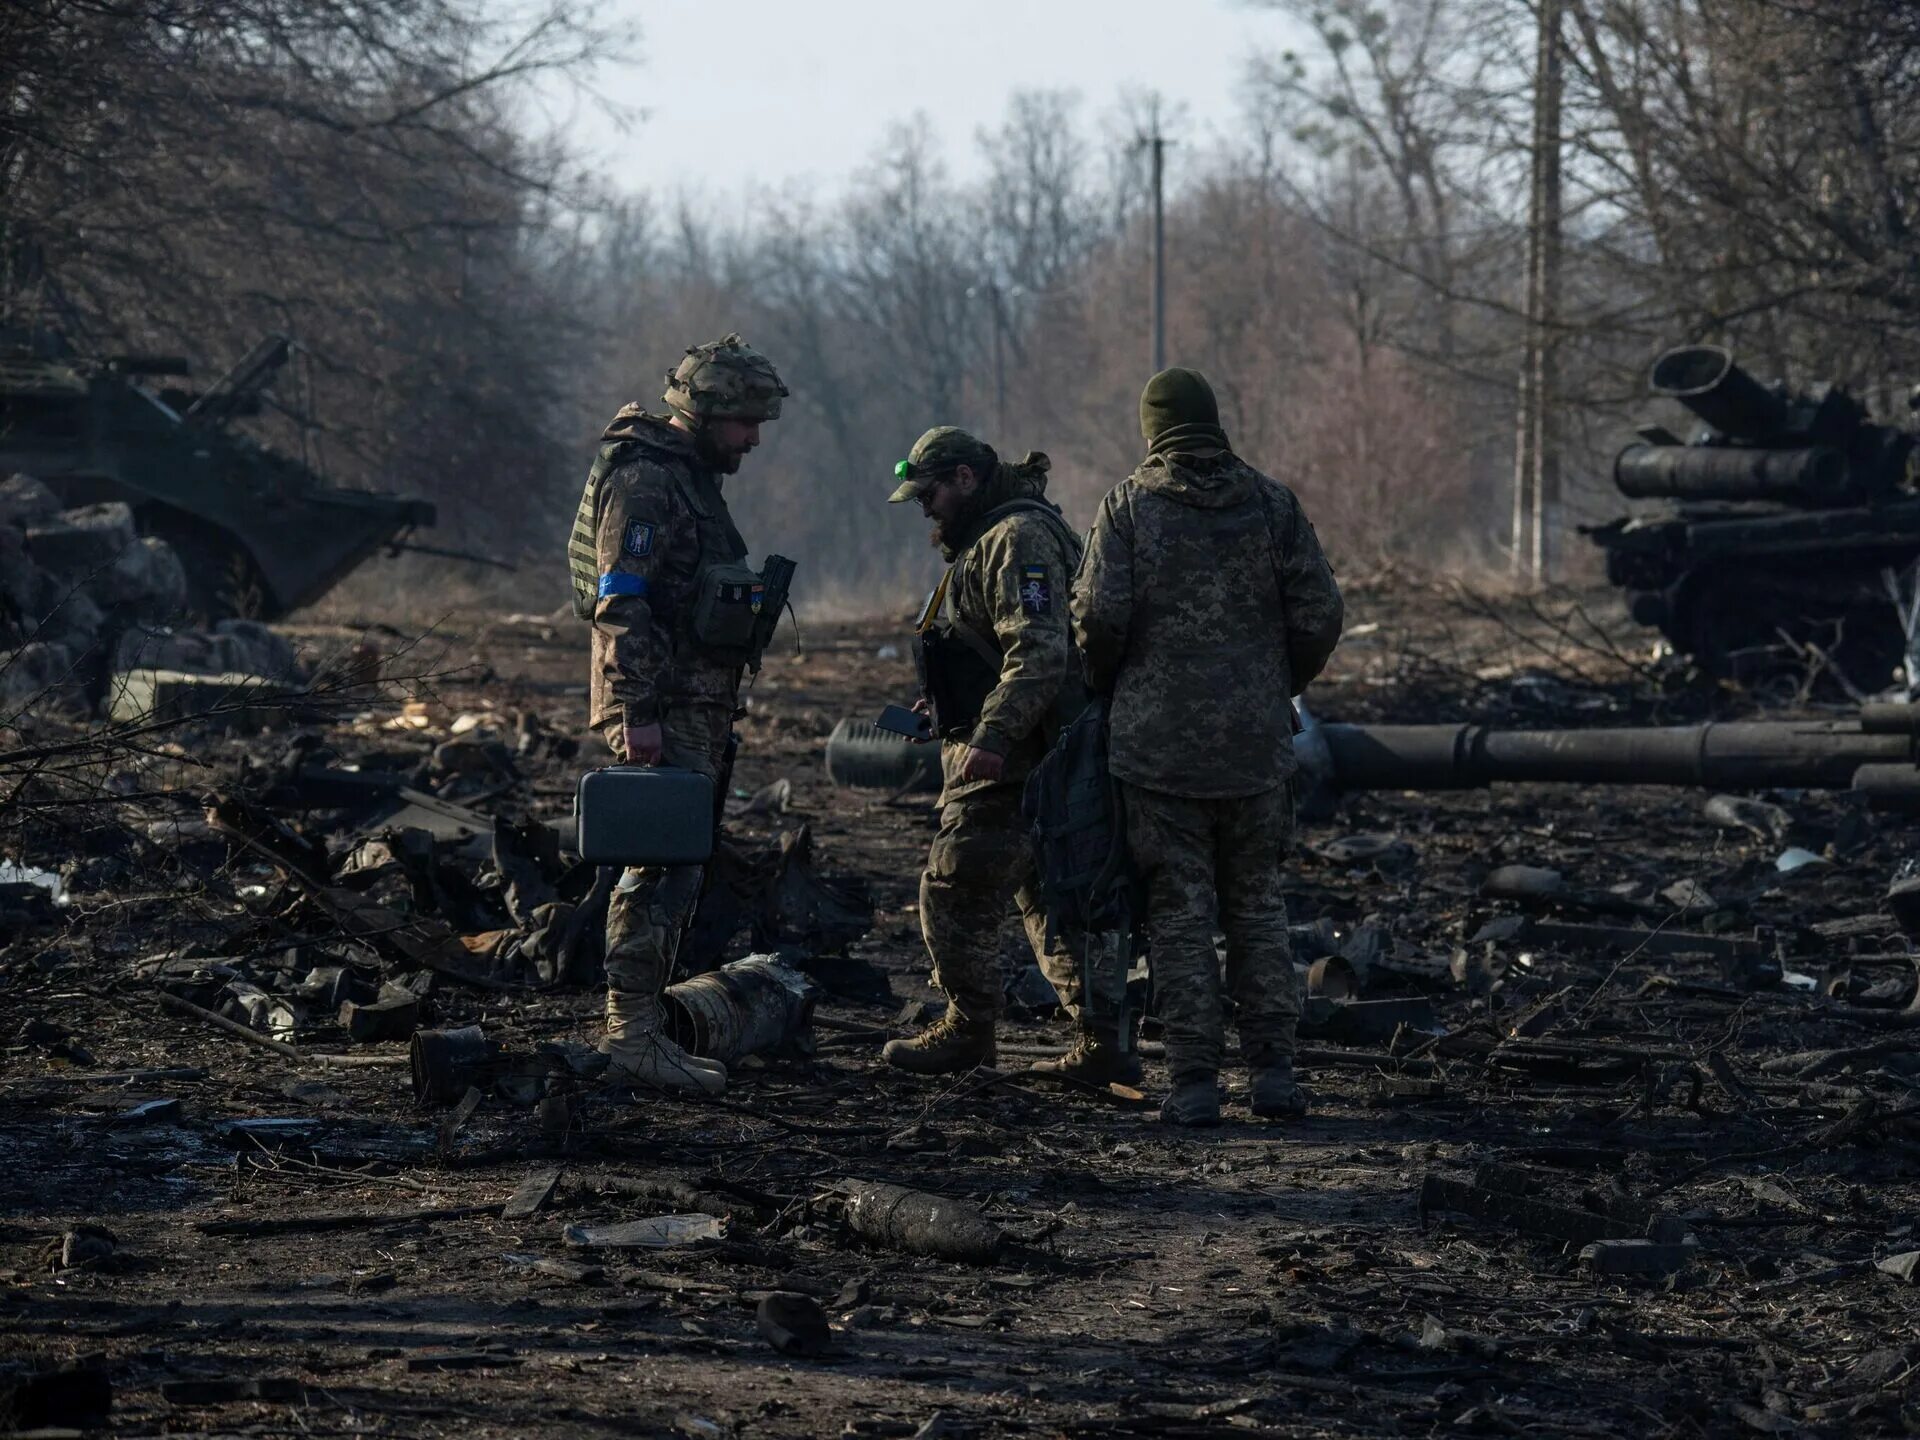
[530,0,1302,199]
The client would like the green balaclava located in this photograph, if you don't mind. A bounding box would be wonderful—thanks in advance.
[1139,367,1230,458]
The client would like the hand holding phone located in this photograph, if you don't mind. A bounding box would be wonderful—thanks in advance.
[876,702,934,743]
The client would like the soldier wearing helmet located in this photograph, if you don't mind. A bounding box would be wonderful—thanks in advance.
[566,333,789,1097]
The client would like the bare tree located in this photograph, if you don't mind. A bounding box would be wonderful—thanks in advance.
[2,0,624,553]
[1560,0,1920,384]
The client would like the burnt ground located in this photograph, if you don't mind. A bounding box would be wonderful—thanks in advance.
[2,581,1919,1438]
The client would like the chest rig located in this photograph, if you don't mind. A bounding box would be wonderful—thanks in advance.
[913,500,1078,740]
[569,436,793,674]
[675,468,794,674]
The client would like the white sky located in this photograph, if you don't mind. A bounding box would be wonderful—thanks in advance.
[530,0,1300,199]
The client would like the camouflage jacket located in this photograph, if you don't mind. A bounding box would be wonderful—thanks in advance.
[1071,450,1342,798]
[576,406,750,735]
[931,493,1083,804]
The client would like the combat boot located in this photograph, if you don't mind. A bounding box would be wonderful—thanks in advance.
[1030,1034,1143,1086]
[1249,1059,1308,1119]
[881,1005,996,1075]
[601,992,727,1097]
[1160,1077,1222,1128]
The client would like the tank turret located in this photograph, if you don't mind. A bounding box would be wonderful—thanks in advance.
[0,329,435,619]
[1584,344,1920,690]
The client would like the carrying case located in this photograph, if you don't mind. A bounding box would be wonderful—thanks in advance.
[574,765,715,866]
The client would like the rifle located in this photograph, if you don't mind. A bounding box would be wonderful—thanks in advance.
[690,719,742,925]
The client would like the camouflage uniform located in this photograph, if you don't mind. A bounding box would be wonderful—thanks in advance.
[886,428,1119,1060]
[1072,368,1342,1102]
[1120,784,1299,1076]
[566,336,787,1092]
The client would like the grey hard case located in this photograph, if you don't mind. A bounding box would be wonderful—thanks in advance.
[574,766,715,866]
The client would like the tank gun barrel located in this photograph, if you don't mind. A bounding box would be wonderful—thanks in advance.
[1649,345,1786,439]
[1303,713,1920,811]
[185,334,291,428]
[105,354,189,377]
[1613,443,1848,504]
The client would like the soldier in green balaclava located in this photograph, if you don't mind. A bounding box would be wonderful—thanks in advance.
[1072,367,1344,1127]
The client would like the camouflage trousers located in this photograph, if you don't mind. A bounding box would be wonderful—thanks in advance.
[1121,781,1300,1080]
[919,787,1124,1030]
[601,702,732,999]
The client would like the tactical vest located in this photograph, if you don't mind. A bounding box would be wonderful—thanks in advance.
[673,470,795,675]
[568,435,643,621]
[569,434,794,675]
[914,499,1085,740]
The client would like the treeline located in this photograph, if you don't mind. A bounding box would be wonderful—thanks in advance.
[583,96,1497,607]
[0,0,611,551]
[7,1,1920,610]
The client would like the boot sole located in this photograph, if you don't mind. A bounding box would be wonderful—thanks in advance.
[1161,1111,1222,1128]
[1033,1065,1145,1087]
[608,1074,726,1098]
[882,1052,994,1076]
[605,1057,727,1097]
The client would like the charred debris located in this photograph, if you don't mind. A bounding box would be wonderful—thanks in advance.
[2,593,1920,1434]
[1588,342,1920,696]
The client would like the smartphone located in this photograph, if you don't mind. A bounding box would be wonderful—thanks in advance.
[875,703,933,741]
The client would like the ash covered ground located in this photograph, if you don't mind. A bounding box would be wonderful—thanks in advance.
[2,583,1919,1438]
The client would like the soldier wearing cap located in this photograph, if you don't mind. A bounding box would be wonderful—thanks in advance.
[566,333,789,1097]
[1072,367,1343,1126]
[882,427,1135,1080]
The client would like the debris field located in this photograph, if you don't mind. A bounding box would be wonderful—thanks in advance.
[2,583,1918,1438]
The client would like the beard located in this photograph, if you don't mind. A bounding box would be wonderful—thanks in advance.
[928,517,957,551]
[927,484,990,555]
[693,428,748,474]
[929,505,981,556]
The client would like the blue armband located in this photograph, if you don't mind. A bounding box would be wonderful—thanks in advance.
[598,572,648,600]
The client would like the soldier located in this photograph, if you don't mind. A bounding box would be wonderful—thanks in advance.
[1071,368,1343,1127]
[883,426,1134,1080]
[566,334,790,1097]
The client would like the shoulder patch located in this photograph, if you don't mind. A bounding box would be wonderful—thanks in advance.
[1019,564,1052,617]
[623,520,655,558]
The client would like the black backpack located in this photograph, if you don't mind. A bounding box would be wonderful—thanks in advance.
[1022,699,1134,943]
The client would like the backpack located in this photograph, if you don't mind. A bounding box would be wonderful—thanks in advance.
[1021,699,1134,944]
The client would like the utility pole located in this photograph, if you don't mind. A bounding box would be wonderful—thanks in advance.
[1136,111,1171,376]
[989,281,1007,438]
[1512,0,1563,583]
[1150,131,1166,374]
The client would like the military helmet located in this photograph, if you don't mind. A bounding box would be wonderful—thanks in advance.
[888,425,997,502]
[662,333,788,423]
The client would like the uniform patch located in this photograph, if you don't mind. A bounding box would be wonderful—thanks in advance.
[1019,564,1052,616]
[623,520,654,558]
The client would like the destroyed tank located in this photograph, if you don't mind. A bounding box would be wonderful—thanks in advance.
[1585,345,1920,690]
[0,328,436,620]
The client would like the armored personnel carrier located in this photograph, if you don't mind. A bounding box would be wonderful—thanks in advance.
[1585,345,1920,691]
[0,328,436,619]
